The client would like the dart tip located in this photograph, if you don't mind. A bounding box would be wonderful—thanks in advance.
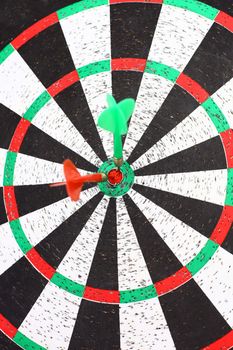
[101,173,108,182]
[49,182,66,187]
[113,157,123,168]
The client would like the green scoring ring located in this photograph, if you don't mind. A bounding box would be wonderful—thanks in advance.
[0,3,233,350]
[98,159,135,197]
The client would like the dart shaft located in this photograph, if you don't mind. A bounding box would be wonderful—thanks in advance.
[113,131,123,160]
[50,173,106,188]
[50,182,66,187]
[81,173,105,183]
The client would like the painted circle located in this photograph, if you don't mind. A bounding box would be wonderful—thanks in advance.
[107,168,123,185]
[98,159,134,197]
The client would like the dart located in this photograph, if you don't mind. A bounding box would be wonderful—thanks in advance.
[98,94,135,167]
[50,159,107,201]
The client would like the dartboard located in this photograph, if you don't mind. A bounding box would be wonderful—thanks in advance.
[0,0,233,349]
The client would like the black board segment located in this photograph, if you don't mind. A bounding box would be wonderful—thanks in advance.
[0,257,47,328]
[222,223,233,255]
[68,299,120,350]
[36,192,104,268]
[0,104,21,149]
[110,3,161,59]
[112,71,143,103]
[135,136,226,175]
[18,23,76,88]
[20,123,97,172]
[112,70,144,146]
[134,184,223,239]
[0,188,7,224]
[0,0,77,50]
[128,85,199,164]
[15,182,96,225]
[15,183,67,218]
[201,0,233,16]
[86,198,118,289]
[110,3,161,147]
[183,24,233,95]
[124,193,183,282]
[159,279,231,349]
[54,81,107,162]
[0,332,22,350]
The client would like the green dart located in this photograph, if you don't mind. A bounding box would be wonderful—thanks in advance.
[98,94,135,167]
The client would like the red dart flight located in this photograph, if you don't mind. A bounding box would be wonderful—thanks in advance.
[50,159,106,201]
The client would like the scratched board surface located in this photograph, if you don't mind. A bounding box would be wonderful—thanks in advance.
[0,0,233,349]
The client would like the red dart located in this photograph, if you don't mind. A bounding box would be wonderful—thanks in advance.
[50,159,107,201]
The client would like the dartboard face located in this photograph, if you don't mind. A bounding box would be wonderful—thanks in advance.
[0,0,233,349]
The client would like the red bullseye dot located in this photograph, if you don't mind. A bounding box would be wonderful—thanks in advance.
[108,169,123,186]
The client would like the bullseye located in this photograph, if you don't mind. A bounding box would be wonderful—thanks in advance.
[98,159,135,197]
[107,168,123,186]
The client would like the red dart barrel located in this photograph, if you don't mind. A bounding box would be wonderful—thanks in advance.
[78,173,106,184]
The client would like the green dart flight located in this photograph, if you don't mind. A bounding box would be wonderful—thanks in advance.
[98,94,135,166]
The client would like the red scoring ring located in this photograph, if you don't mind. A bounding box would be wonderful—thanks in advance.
[4,61,233,303]
[107,169,123,185]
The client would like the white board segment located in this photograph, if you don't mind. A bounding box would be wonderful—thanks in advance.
[117,197,152,290]
[80,72,113,158]
[124,73,174,160]
[57,196,109,285]
[120,298,175,350]
[194,247,233,327]
[211,77,233,129]
[19,282,81,350]
[0,148,7,186]
[0,222,23,275]
[149,4,213,71]
[14,153,64,186]
[135,169,227,206]
[0,51,44,116]
[32,98,101,168]
[20,187,99,246]
[60,5,110,68]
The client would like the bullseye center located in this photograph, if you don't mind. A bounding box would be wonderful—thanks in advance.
[98,159,134,197]
[108,169,123,186]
